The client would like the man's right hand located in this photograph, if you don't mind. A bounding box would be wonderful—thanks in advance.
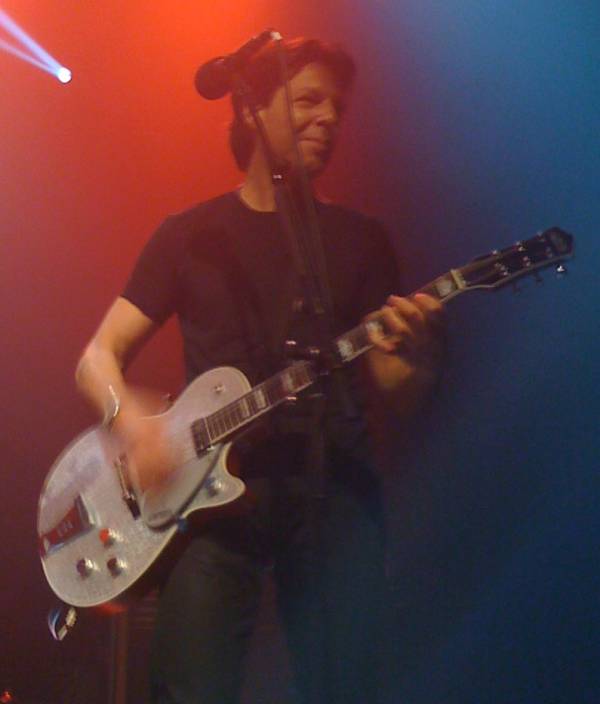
[111,391,178,494]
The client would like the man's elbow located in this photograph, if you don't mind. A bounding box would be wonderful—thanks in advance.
[74,342,96,389]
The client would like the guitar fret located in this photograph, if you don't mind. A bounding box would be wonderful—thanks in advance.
[202,417,212,446]
[266,378,281,405]
[291,365,305,388]
[254,387,267,410]
[206,416,215,443]
[337,336,355,362]
[275,376,286,399]
[223,407,233,433]
[281,371,293,394]
[239,397,250,419]
[191,417,210,454]
[336,323,372,363]
[418,273,460,302]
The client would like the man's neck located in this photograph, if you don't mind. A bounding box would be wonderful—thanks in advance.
[238,149,277,212]
[239,150,315,213]
[238,178,276,213]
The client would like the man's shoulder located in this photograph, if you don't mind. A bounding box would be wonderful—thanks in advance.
[165,192,237,230]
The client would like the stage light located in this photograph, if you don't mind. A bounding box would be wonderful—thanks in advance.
[56,66,72,84]
[0,8,71,84]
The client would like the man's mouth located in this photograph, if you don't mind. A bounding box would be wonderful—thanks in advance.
[300,136,330,150]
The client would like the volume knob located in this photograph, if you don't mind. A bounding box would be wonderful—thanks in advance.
[76,558,94,578]
[106,557,126,577]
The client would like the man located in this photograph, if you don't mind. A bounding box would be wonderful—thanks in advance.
[76,37,444,704]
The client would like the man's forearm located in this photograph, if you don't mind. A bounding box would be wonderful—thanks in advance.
[75,344,129,426]
[364,348,441,421]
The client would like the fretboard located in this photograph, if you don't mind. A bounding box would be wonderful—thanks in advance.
[332,268,466,364]
[191,361,316,453]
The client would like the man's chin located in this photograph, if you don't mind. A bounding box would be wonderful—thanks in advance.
[295,154,329,178]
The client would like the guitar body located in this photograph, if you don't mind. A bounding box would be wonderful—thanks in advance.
[37,367,249,608]
[36,227,574,609]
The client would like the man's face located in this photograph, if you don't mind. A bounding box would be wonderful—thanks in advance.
[256,61,348,177]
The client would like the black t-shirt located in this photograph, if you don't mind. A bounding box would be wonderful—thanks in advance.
[123,191,401,475]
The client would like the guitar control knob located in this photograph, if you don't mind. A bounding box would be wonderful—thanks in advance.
[76,558,95,578]
[106,557,126,577]
[99,528,117,547]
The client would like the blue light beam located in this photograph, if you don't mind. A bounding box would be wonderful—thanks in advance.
[0,37,53,74]
[0,8,72,83]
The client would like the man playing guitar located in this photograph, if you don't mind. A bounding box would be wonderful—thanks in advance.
[75,36,444,704]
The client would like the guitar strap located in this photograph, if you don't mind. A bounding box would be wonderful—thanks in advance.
[271,190,360,433]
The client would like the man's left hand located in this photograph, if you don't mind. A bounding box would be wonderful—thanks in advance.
[368,293,445,363]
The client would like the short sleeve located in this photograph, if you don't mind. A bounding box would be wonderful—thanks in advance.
[121,216,183,324]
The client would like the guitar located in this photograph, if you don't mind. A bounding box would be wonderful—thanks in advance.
[37,227,573,608]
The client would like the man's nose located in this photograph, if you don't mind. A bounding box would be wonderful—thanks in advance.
[316,99,339,126]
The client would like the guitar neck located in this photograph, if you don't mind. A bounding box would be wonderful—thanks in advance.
[191,226,573,453]
[190,269,465,452]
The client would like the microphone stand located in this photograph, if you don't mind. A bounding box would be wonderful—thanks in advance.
[232,45,338,704]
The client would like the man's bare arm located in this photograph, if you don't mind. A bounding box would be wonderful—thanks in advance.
[75,296,180,490]
[75,296,157,423]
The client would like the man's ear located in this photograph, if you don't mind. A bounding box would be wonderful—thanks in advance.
[241,103,265,132]
[242,105,252,129]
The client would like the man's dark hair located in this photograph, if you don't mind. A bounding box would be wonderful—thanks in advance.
[229,37,356,171]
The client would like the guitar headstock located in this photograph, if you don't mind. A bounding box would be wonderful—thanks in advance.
[459,227,574,291]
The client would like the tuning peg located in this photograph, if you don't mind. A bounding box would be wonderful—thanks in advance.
[555,264,567,277]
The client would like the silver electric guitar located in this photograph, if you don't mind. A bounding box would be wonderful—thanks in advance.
[37,228,573,608]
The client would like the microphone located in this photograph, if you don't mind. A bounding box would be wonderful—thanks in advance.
[195,29,281,100]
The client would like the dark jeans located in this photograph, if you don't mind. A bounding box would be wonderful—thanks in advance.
[150,473,387,704]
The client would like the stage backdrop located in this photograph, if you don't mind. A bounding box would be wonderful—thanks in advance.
[1,1,598,702]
